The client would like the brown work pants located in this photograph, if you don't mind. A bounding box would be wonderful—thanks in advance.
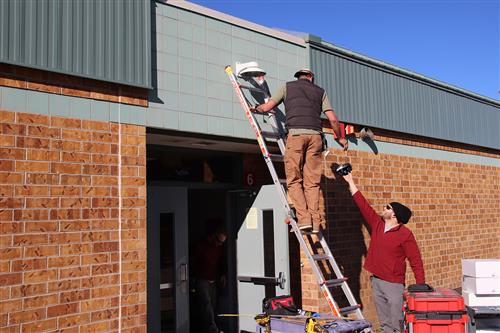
[284,134,323,229]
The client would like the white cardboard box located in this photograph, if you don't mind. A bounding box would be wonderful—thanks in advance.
[463,291,500,306]
[463,276,500,295]
[463,259,500,278]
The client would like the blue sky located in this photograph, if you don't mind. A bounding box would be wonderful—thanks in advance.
[191,0,499,100]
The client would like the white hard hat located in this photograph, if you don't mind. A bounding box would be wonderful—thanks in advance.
[235,61,266,77]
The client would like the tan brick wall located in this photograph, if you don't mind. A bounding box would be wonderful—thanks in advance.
[299,145,500,326]
[0,110,146,332]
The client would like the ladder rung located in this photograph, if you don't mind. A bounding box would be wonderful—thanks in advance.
[312,254,332,261]
[261,131,281,140]
[268,154,284,162]
[340,305,361,315]
[324,278,348,288]
[301,230,319,236]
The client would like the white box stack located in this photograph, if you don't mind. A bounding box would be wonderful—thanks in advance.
[463,259,500,332]
[462,259,500,307]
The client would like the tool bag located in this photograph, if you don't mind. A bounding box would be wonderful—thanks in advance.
[315,318,372,333]
[262,295,298,316]
[259,317,372,333]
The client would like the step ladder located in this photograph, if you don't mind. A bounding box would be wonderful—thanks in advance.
[225,65,370,326]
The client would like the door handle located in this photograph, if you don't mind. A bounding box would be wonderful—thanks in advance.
[238,272,286,289]
[180,263,188,282]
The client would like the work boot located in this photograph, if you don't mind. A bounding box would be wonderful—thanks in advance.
[312,219,325,234]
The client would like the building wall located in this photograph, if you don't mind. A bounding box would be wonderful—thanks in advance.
[298,135,499,326]
[0,110,146,332]
[150,2,307,139]
[0,2,498,332]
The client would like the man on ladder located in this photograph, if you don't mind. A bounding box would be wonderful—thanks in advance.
[252,69,348,233]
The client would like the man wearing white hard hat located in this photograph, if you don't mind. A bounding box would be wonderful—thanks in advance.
[235,61,270,99]
[253,69,348,233]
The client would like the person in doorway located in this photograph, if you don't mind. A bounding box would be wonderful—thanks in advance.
[191,225,227,333]
[342,172,425,333]
[252,69,348,233]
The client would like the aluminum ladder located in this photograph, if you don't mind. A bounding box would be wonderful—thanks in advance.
[224,65,370,327]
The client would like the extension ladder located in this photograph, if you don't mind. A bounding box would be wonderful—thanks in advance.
[225,65,370,326]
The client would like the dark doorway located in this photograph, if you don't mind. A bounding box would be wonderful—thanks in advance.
[188,189,238,333]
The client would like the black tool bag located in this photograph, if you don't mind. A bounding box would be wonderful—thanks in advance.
[262,295,298,316]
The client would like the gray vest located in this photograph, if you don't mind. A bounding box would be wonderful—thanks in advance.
[284,79,324,131]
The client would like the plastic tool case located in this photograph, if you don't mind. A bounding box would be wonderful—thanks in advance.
[403,287,468,333]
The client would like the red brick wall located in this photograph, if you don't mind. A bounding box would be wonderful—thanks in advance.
[300,145,500,326]
[0,110,146,332]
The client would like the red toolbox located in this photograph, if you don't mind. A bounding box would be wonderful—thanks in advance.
[403,287,468,333]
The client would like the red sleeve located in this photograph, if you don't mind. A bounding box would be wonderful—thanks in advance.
[352,191,381,231]
[403,233,425,284]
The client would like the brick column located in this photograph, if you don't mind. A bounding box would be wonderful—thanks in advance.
[0,110,147,332]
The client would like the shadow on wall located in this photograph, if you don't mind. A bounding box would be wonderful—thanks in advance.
[318,169,368,310]
[348,135,379,155]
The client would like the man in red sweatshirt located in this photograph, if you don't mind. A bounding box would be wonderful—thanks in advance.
[342,173,425,333]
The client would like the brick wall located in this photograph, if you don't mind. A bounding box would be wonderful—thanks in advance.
[300,144,500,326]
[0,110,146,332]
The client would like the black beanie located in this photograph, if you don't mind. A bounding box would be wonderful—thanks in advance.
[390,202,412,224]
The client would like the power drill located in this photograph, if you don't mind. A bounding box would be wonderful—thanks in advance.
[335,163,352,176]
